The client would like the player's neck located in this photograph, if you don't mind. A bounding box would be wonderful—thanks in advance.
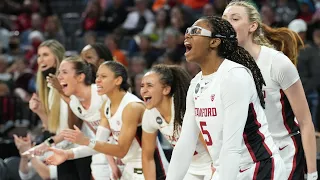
[242,41,261,61]
[157,96,172,124]
[200,53,224,75]
[107,89,127,107]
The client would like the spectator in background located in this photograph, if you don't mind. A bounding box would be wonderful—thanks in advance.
[0,56,12,96]
[129,56,146,81]
[261,3,285,27]
[20,12,43,49]
[163,28,185,62]
[170,6,190,34]
[135,34,161,68]
[81,42,114,68]
[84,31,97,46]
[0,25,10,52]
[289,19,320,130]
[119,0,154,36]
[297,2,314,23]
[142,8,170,50]
[97,0,128,33]
[7,33,24,64]
[202,3,216,17]
[25,30,44,71]
[82,0,103,31]
[161,50,183,66]
[275,0,299,25]
[104,34,128,67]
[44,15,65,46]
[133,73,143,99]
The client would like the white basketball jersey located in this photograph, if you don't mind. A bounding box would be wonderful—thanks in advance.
[104,92,143,164]
[192,60,277,168]
[69,84,105,131]
[256,46,300,139]
[142,98,212,174]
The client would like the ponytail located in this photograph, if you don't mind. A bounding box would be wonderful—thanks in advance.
[226,46,266,108]
[259,24,304,66]
[150,65,191,135]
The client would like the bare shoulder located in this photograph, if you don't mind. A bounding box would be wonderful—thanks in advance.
[123,102,146,114]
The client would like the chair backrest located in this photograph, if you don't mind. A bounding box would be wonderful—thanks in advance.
[0,158,8,180]
[4,156,21,180]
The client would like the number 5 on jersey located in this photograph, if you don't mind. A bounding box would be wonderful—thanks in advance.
[200,121,213,146]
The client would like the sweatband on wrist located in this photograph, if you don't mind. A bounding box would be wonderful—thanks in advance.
[96,126,111,142]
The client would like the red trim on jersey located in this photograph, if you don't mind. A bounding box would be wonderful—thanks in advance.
[251,103,272,156]
[271,157,275,180]
[243,132,257,162]
[253,161,260,180]
[280,90,298,180]
[280,90,292,134]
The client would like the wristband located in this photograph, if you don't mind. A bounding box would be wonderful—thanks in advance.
[307,172,318,180]
[88,139,96,149]
[45,137,55,147]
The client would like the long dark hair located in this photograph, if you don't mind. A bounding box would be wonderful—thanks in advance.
[201,16,266,108]
[150,64,191,135]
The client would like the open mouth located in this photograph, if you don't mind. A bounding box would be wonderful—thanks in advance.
[143,96,152,103]
[60,83,68,90]
[97,85,103,91]
[184,42,192,54]
[41,64,48,70]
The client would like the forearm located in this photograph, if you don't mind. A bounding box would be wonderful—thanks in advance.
[93,141,127,158]
[106,155,117,168]
[142,156,156,180]
[30,157,50,179]
[300,122,317,173]
[19,157,30,174]
[52,134,64,144]
[71,146,98,159]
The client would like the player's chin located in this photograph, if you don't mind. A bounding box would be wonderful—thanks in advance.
[145,103,153,110]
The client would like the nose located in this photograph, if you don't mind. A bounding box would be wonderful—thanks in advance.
[95,77,101,84]
[184,32,191,39]
[57,72,62,81]
[37,56,43,64]
[140,86,146,96]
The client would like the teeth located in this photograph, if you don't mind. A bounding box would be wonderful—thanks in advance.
[184,42,191,46]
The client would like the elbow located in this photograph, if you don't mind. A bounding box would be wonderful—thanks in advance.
[116,148,128,159]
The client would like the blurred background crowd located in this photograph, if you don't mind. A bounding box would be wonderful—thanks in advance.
[0,0,320,179]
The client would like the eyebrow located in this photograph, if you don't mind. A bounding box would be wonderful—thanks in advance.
[222,13,241,17]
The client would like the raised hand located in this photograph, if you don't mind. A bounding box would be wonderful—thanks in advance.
[46,73,64,95]
[45,147,69,166]
[13,134,35,158]
[29,93,44,114]
[61,125,90,146]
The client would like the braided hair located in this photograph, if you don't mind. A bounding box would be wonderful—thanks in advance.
[150,64,191,136]
[201,16,266,108]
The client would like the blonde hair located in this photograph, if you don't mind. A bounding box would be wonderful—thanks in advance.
[37,40,65,133]
[227,1,303,65]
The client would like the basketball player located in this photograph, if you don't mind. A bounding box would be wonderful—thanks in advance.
[46,61,168,180]
[223,1,317,179]
[166,16,285,180]
[141,64,213,180]
[56,56,121,180]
